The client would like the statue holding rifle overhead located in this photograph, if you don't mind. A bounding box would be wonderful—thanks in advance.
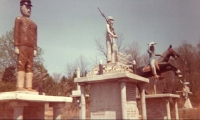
[98,7,118,63]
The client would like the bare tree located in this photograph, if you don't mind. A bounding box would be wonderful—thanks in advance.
[115,33,126,53]
[139,54,149,67]
[75,55,89,76]
[95,32,126,60]
[52,72,62,83]
[124,41,146,67]
[64,54,89,78]
[95,38,107,58]
[65,63,76,79]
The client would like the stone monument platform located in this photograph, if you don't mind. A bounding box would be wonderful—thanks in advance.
[137,94,180,119]
[74,62,149,119]
[0,91,72,120]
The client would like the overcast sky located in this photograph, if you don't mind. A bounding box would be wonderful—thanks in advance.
[1,0,200,75]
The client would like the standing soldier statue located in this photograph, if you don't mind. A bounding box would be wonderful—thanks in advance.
[176,80,193,108]
[14,0,37,91]
[182,81,192,99]
[106,16,118,63]
[98,8,118,63]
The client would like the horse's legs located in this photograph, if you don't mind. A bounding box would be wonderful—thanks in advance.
[167,63,180,74]
[160,62,181,77]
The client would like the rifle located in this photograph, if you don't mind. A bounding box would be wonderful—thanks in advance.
[97,7,116,35]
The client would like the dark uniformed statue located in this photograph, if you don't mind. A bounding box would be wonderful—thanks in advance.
[14,0,37,91]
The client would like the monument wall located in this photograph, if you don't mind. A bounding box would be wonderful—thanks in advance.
[90,81,122,119]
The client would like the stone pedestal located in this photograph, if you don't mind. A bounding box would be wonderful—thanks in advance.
[182,98,193,108]
[137,94,180,119]
[0,91,72,120]
[75,71,149,119]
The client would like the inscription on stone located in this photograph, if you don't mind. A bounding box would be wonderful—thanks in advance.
[126,83,136,101]
[127,102,139,119]
[126,83,138,119]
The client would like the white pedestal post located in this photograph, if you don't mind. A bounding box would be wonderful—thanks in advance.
[120,81,127,119]
[174,98,179,120]
[80,83,86,119]
[166,98,171,119]
[140,84,147,120]
[49,103,65,120]
[53,107,61,119]
[9,101,28,120]
[13,106,24,120]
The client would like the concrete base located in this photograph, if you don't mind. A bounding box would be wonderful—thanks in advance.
[90,82,138,119]
[75,71,149,119]
[137,94,180,119]
[182,98,193,108]
[178,108,198,119]
[0,91,72,120]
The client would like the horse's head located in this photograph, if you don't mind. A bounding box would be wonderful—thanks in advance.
[168,45,179,60]
[158,45,180,62]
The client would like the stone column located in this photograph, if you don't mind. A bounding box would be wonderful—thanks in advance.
[99,60,103,75]
[165,98,171,119]
[14,106,23,120]
[140,84,147,119]
[49,103,65,120]
[120,81,127,119]
[80,83,86,119]
[9,101,28,120]
[174,98,179,120]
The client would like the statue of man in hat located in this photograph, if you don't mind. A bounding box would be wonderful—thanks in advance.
[182,81,192,99]
[106,16,118,63]
[147,42,161,79]
[14,0,37,91]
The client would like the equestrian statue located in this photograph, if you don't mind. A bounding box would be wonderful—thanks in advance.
[135,42,182,79]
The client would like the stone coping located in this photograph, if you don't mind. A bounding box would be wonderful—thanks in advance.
[75,71,149,84]
[137,94,180,99]
[0,91,72,102]
[70,94,89,98]
[179,108,198,110]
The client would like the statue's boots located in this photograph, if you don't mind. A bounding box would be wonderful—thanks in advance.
[17,71,27,91]
[25,72,37,92]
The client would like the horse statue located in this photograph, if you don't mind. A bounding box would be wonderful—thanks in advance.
[136,45,182,79]
[135,45,182,94]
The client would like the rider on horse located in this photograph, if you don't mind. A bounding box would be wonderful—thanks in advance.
[147,42,161,79]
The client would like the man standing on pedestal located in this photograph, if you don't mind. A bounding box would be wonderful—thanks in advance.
[14,0,37,91]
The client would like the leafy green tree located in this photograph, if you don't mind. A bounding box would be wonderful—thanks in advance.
[0,82,16,92]
[0,30,16,74]
[1,66,16,83]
